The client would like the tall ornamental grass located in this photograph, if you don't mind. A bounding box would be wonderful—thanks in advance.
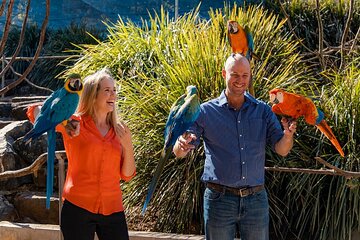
[65,4,359,239]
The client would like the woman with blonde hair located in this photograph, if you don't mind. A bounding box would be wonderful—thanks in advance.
[58,68,136,240]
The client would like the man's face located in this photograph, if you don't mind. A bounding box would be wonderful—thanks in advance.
[222,57,251,97]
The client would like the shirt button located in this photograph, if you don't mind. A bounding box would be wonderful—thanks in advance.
[242,162,245,164]
[241,147,244,150]
[242,177,245,179]
[238,120,241,123]
[239,134,242,137]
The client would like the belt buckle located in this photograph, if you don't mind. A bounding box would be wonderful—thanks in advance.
[238,188,248,197]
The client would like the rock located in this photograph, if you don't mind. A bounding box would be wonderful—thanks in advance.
[0,120,13,129]
[0,121,33,189]
[0,195,18,221]
[14,192,59,224]
[0,102,12,119]
[0,121,33,171]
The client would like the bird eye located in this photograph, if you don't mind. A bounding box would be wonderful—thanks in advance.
[276,92,284,103]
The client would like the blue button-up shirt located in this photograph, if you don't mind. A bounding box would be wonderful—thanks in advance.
[191,90,284,188]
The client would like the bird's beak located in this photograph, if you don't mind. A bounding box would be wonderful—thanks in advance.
[228,22,238,34]
[74,79,82,91]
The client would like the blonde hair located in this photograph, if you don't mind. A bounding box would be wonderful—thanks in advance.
[77,68,124,137]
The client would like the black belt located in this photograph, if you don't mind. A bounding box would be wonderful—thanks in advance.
[206,182,264,197]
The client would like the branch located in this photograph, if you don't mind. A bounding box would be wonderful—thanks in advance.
[266,157,360,178]
[0,151,67,181]
[265,166,338,176]
[350,26,360,53]
[340,0,354,70]
[277,0,312,53]
[5,58,53,93]
[0,0,49,96]
[0,0,30,79]
[315,0,325,70]
[0,0,14,57]
[0,0,6,16]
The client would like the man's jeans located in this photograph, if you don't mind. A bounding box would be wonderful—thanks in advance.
[203,187,269,240]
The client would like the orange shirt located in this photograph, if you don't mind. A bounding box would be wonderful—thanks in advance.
[57,114,135,215]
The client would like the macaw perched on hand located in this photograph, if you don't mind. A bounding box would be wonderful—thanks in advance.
[24,73,83,208]
[227,20,259,96]
[142,85,201,215]
[269,88,344,157]
[227,20,259,61]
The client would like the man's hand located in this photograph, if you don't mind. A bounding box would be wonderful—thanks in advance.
[281,117,297,137]
[173,132,197,158]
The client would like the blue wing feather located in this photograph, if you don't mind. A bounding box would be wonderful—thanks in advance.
[245,27,254,60]
[164,93,186,146]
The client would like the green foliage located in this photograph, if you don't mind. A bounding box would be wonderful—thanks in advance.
[65,5,322,235]
[63,3,359,239]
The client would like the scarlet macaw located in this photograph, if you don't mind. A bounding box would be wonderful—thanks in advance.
[24,73,83,208]
[142,85,201,214]
[269,88,344,157]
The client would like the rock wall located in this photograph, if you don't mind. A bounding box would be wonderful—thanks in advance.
[0,96,62,224]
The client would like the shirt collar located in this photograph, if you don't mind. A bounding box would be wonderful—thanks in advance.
[218,90,259,108]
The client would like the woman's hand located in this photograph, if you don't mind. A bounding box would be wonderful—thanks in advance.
[64,119,80,137]
[118,122,136,178]
[118,122,133,151]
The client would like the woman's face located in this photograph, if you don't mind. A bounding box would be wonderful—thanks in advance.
[94,77,117,114]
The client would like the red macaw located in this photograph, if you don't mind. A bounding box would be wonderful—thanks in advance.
[269,88,344,157]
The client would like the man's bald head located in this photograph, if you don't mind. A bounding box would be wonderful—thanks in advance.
[224,53,250,71]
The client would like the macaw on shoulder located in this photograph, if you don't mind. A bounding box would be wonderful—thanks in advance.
[269,88,344,157]
[24,73,83,208]
[142,85,201,215]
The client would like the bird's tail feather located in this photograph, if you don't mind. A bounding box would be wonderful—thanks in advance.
[142,147,173,215]
[46,129,56,209]
[316,120,344,157]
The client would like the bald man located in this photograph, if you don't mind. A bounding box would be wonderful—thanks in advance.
[173,53,296,240]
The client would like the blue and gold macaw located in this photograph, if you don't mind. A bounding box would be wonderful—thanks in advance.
[227,20,259,97]
[24,73,83,208]
[142,85,201,214]
[227,20,259,61]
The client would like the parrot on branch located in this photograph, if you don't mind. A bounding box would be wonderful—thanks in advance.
[142,85,201,215]
[227,20,259,96]
[269,88,344,157]
[24,73,83,208]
